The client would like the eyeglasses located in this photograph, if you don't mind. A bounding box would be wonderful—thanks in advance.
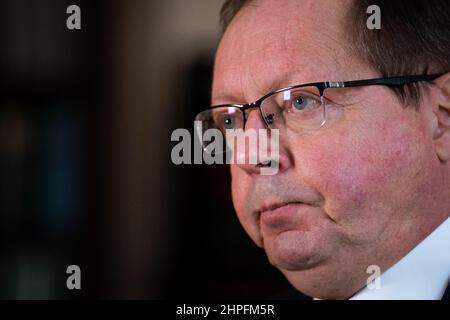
[195,74,438,152]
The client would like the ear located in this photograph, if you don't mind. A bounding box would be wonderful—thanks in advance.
[431,72,450,162]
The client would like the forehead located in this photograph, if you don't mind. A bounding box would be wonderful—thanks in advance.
[212,0,362,104]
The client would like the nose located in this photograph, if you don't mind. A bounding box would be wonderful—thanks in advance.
[230,109,290,175]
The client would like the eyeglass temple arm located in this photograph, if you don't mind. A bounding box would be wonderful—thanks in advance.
[327,74,440,89]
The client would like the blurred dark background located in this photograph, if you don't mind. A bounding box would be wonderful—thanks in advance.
[0,0,290,299]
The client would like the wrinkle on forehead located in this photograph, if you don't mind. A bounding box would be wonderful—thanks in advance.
[212,0,355,105]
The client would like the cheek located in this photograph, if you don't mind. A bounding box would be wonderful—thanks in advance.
[230,167,264,246]
[298,116,426,241]
[230,167,245,220]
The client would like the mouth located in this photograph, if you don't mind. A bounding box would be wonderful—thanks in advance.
[256,200,315,232]
[257,201,306,218]
[257,201,305,215]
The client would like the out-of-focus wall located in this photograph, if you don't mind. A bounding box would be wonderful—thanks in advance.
[0,0,287,299]
[102,0,223,299]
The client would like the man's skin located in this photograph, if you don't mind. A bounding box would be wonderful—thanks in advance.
[212,0,450,299]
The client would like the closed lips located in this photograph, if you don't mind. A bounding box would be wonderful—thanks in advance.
[258,201,304,215]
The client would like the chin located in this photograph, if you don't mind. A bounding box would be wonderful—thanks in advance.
[281,266,361,300]
[263,229,355,298]
[265,229,334,271]
[274,246,368,300]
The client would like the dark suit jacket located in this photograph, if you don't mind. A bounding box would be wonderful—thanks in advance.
[273,282,450,300]
[443,283,450,300]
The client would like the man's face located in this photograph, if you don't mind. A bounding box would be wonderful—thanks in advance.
[212,0,442,298]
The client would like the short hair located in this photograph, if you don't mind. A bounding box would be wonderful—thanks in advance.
[219,0,450,107]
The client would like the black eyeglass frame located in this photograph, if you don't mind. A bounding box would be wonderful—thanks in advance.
[200,74,440,128]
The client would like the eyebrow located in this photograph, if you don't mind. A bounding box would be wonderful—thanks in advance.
[212,70,316,106]
[211,94,247,106]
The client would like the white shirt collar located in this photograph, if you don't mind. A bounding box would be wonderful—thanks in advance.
[350,216,450,300]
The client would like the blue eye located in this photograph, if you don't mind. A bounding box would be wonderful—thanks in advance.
[265,113,275,125]
[223,115,236,129]
[293,95,315,111]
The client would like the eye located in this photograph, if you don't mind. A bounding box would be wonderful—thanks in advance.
[265,113,275,125]
[222,115,236,129]
[291,95,320,111]
[215,112,239,130]
[212,107,243,131]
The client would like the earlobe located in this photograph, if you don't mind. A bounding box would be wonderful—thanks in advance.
[433,73,450,162]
